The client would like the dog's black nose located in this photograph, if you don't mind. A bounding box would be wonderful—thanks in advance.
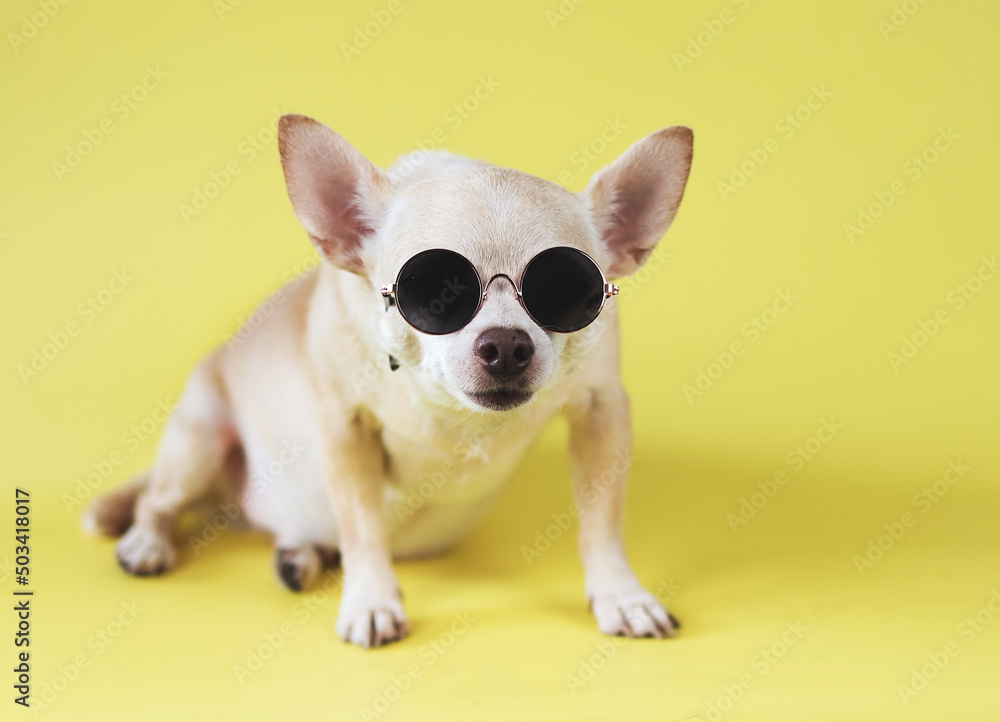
[475,327,534,379]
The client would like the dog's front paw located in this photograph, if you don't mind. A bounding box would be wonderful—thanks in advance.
[336,586,409,649]
[589,587,679,639]
[116,525,176,577]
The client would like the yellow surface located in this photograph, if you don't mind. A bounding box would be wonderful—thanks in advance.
[2,1,999,720]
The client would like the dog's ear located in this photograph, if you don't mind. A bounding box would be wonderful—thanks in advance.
[582,126,693,277]
[278,114,392,275]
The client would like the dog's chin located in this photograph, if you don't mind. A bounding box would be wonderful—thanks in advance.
[466,387,535,412]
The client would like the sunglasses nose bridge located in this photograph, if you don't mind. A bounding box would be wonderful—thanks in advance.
[482,273,522,300]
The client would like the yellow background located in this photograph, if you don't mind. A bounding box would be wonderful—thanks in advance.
[2,0,999,720]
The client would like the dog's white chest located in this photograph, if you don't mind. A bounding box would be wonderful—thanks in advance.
[380,413,533,505]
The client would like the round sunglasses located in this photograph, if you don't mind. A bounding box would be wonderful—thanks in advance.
[380,246,620,335]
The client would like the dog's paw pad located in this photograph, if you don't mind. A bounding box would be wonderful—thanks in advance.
[116,526,176,577]
[275,546,322,592]
[590,591,677,639]
[337,598,409,649]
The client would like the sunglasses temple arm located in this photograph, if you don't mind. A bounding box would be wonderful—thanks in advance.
[604,283,620,298]
[380,284,397,310]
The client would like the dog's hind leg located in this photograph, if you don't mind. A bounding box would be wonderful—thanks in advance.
[115,358,235,576]
[274,545,340,592]
[84,471,151,537]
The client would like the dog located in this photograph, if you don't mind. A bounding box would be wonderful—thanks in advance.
[85,114,693,648]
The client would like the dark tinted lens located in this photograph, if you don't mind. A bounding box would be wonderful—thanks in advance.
[395,249,482,334]
[521,247,606,332]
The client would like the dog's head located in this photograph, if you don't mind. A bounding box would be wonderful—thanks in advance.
[278,115,692,413]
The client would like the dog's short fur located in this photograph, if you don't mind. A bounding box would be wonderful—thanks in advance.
[86,115,693,648]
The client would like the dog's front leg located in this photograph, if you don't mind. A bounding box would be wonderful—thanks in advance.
[565,386,678,638]
[322,409,408,649]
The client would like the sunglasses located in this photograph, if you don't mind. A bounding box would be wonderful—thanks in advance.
[380,246,619,335]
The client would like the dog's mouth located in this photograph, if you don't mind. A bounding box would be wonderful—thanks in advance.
[467,387,534,411]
